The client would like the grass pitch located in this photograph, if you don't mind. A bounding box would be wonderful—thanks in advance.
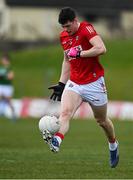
[0,118,133,179]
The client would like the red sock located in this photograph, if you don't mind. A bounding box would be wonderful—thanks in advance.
[55,132,64,140]
[109,138,116,143]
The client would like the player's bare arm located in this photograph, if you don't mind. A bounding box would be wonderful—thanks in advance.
[48,53,70,101]
[80,35,106,58]
[59,53,70,84]
[7,71,14,80]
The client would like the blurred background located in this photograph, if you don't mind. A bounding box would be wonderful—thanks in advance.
[0,0,133,179]
[0,0,133,119]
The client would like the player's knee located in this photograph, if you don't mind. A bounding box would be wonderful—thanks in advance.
[61,108,73,119]
[98,121,106,128]
[95,117,107,127]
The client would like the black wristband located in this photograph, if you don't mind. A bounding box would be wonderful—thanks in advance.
[59,82,65,87]
[76,51,81,58]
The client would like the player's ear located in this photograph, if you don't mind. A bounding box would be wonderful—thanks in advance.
[74,17,78,23]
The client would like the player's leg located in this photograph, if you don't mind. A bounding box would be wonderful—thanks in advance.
[0,96,5,116]
[0,86,5,116]
[5,96,16,121]
[91,103,115,141]
[90,103,119,168]
[3,85,16,121]
[59,89,83,134]
[81,76,119,167]
[44,90,82,152]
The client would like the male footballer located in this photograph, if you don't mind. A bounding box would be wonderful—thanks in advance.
[44,7,119,168]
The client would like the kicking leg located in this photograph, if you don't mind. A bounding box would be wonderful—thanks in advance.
[44,90,82,152]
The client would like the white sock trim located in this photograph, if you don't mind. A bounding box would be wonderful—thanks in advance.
[109,141,118,151]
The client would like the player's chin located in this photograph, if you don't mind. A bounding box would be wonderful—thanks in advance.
[67,31,73,35]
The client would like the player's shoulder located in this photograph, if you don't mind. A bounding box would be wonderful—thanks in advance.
[80,21,93,29]
[60,30,69,38]
[79,21,97,37]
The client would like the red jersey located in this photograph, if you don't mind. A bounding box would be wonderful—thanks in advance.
[60,21,104,84]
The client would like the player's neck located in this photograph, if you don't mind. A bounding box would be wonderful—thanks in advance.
[74,22,80,34]
[77,22,80,29]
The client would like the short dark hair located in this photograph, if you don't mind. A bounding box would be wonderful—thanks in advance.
[58,7,76,25]
[1,53,10,61]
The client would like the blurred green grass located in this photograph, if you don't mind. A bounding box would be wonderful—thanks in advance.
[0,40,133,179]
[9,39,133,101]
[0,118,133,179]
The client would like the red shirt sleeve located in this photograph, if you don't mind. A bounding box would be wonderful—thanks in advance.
[83,23,98,41]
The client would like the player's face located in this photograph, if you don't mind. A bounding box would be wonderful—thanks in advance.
[61,19,78,35]
[1,58,10,66]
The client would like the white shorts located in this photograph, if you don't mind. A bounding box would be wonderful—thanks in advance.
[0,85,14,97]
[65,77,108,106]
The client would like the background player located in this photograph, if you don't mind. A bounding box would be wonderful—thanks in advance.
[0,54,16,121]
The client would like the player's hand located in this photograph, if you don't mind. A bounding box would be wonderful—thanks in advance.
[48,82,65,101]
[68,47,81,58]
